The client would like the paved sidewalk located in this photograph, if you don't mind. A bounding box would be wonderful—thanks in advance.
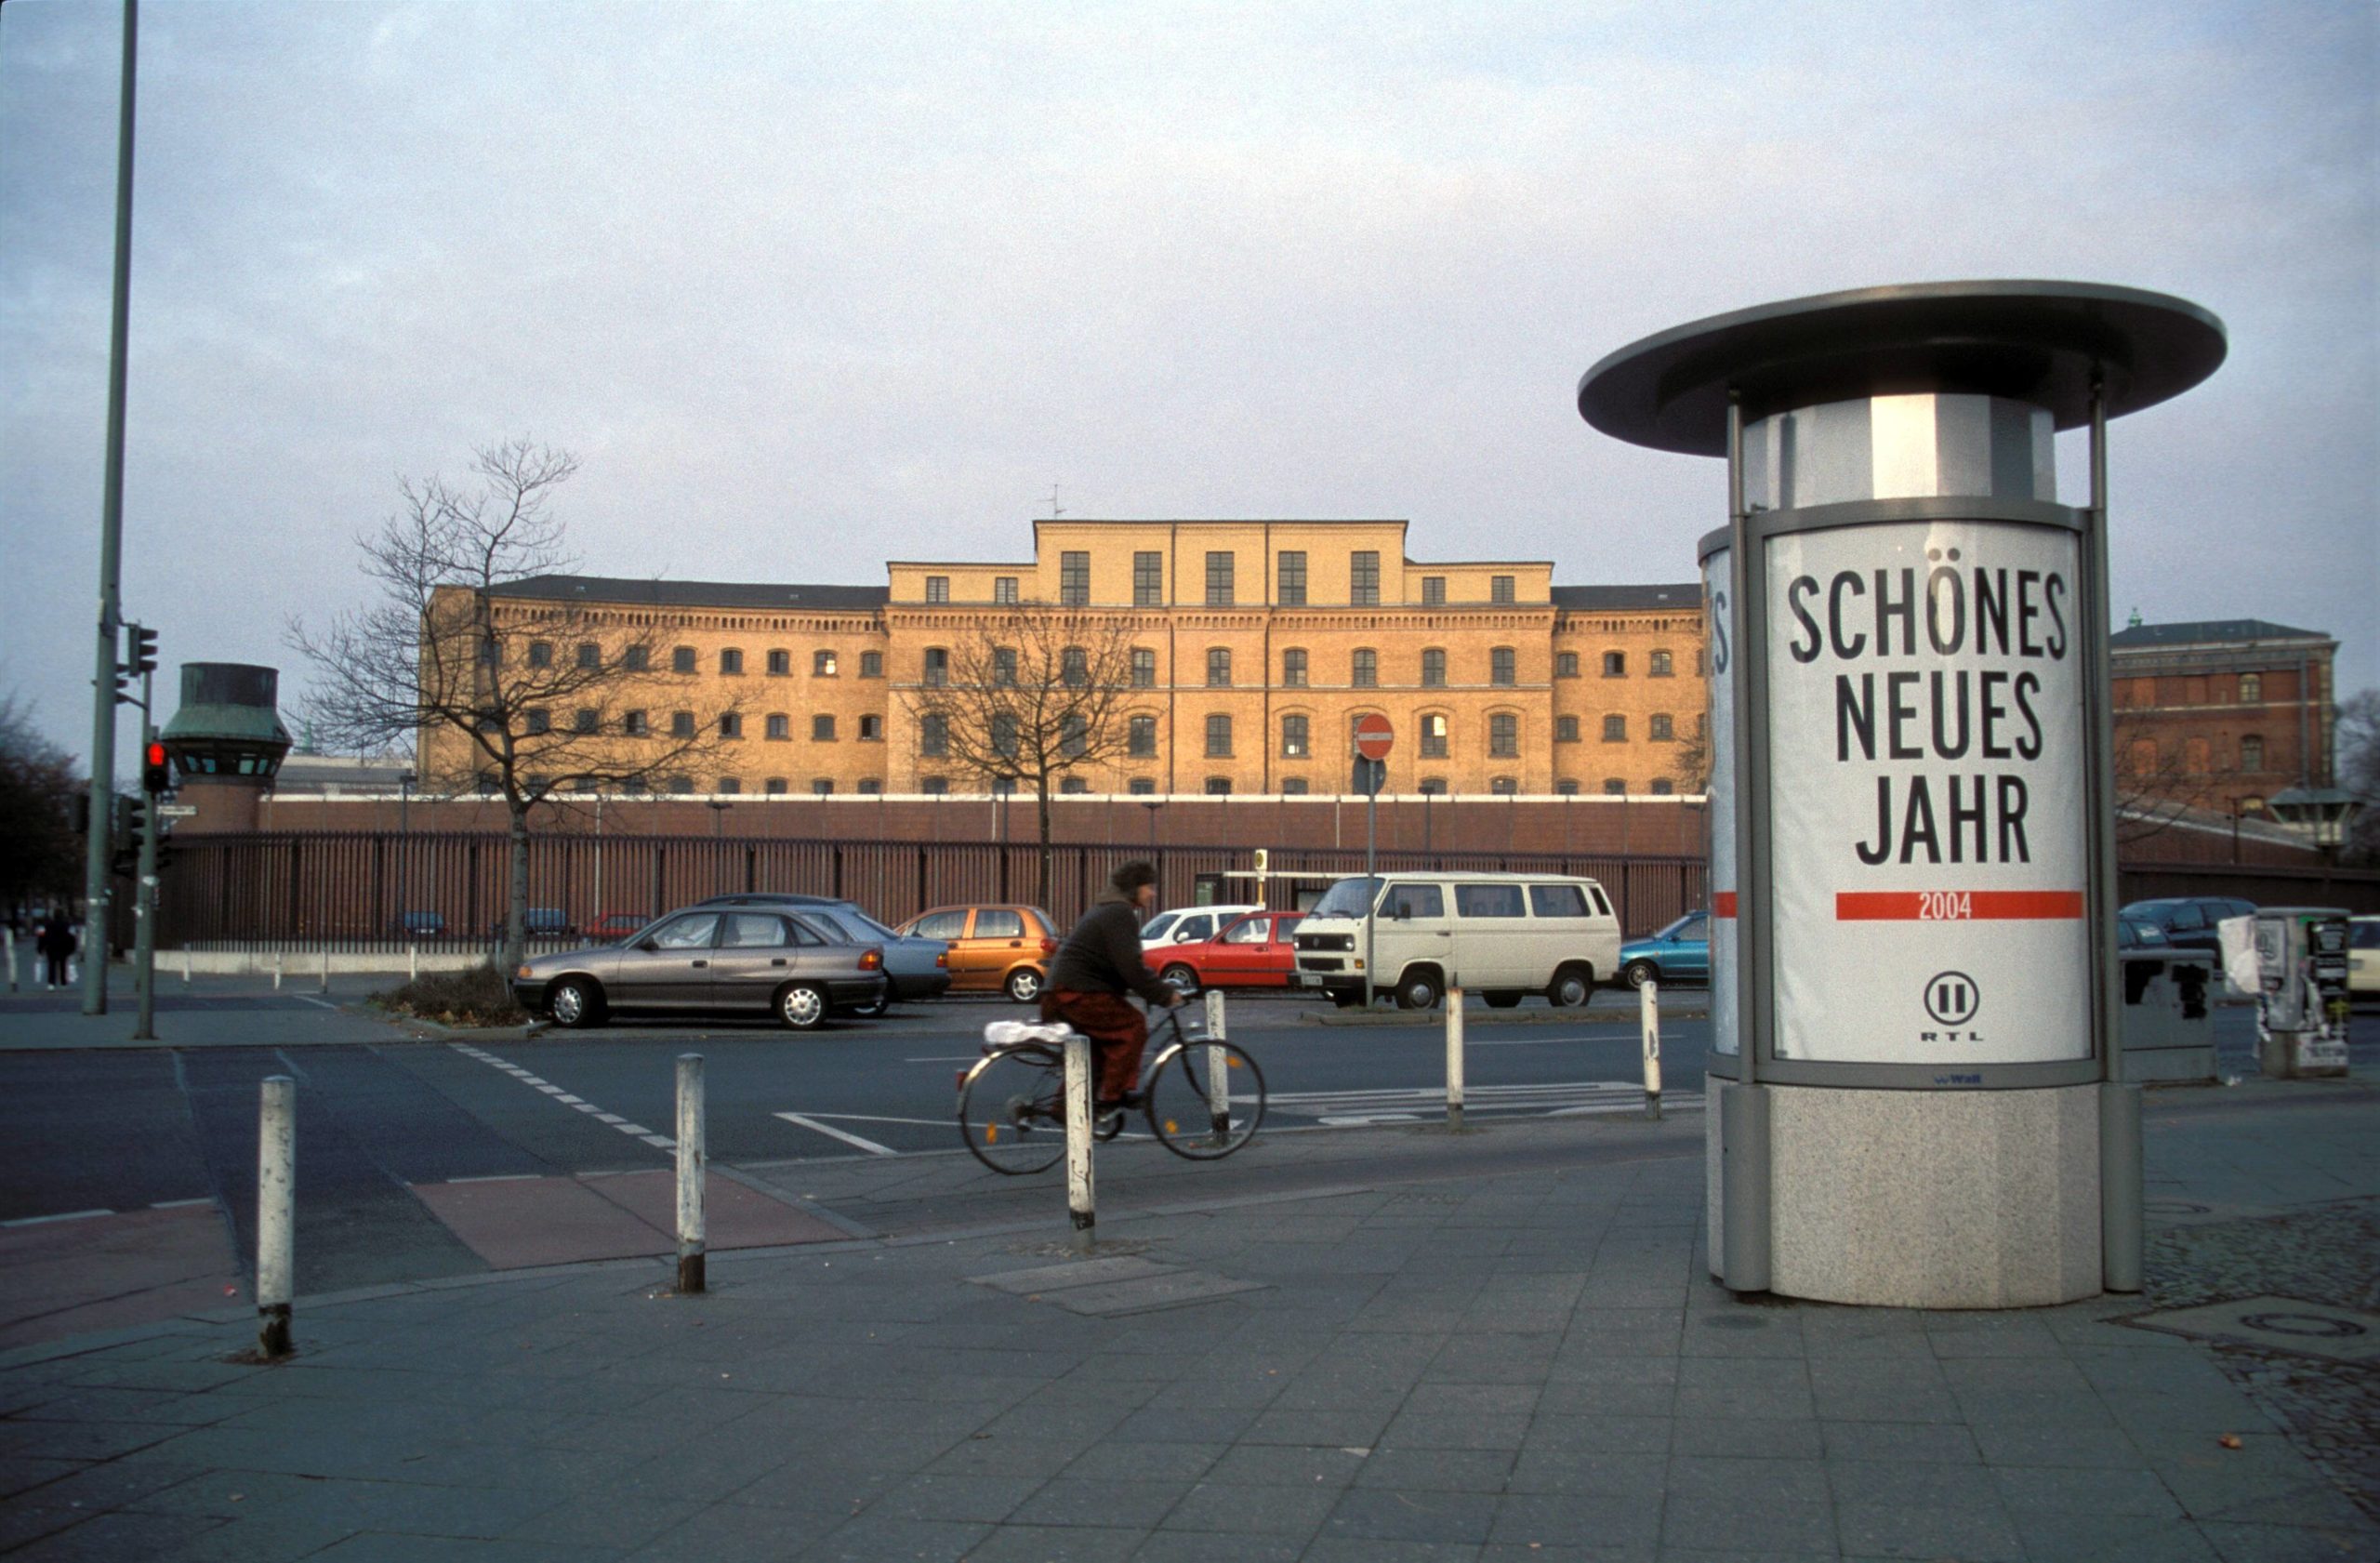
[0,1082,2373,1561]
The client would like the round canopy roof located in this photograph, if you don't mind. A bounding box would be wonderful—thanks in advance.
[1577,280,2226,457]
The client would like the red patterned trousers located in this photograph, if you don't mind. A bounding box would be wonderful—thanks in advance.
[1038,988,1150,1104]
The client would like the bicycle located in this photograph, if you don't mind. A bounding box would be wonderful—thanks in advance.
[956,1003,1266,1174]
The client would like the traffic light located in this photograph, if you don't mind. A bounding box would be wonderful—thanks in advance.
[123,793,149,857]
[141,739,170,795]
[154,827,177,877]
[128,624,159,677]
[112,794,146,879]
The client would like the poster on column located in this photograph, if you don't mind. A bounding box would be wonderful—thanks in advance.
[1765,520,2091,1066]
[1702,545,1737,1057]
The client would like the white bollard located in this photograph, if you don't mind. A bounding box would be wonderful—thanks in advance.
[320,947,331,993]
[1641,979,1663,1120]
[272,950,284,990]
[1063,1031,1095,1251]
[676,1053,706,1293]
[181,947,192,984]
[1446,985,1466,1131]
[408,943,419,982]
[1197,991,1231,1143]
[1203,987,1226,1041]
[257,1076,297,1358]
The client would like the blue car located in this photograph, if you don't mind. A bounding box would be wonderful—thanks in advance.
[1619,912,1710,988]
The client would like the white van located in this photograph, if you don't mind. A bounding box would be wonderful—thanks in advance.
[1289,871,1620,1010]
[1141,904,1262,953]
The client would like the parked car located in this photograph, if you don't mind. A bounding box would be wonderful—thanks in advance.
[2120,896,2257,956]
[2350,915,2379,1000]
[1290,872,1621,1010]
[894,904,1060,1001]
[1140,904,1263,953]
[511,906,885,1030]
[488,907,574,939]
[1145,910,1305,995]
[2116,917,2173,951]
[1619,911,1711,988]
[396,909,446,938]
[694,893,953,1013]
[586,910,651,943]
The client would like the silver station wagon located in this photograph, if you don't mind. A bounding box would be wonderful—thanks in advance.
[512,907,886,1030]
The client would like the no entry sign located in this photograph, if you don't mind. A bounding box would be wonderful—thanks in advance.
[1352,714,1394,762]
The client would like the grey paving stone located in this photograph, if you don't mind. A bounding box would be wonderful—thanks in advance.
[1989,1463,2183,1516]
[1673,1358,1814,1422]
[1160,1478,1341,1534]
[1321,1485,1499,1544]
[147,1515,368,1563]
[1236,1404,1395,1447]
[1399,1381,1541,1417]
[1059,1441,1225,1484]
[1108,1404,1265,1444]
[1948,1385,2117,1428]
[2197,1518,2380,1561]
[1536,1379,1676,1418]
[1353,1446,1517,1493]
[1807,1359,1962,1424]
[1827,1458,2002,1508]
[787,1514,991,1563]
[1130,1530,1302,1562]
[2006,1509,2224,1562]
[300,1537,594,1562]
[1833,1501,2024,1561]
[1667,1454,1829,1504]
[497,1495,707,1552]
[1009,1477,1194,1530]
[1657,1490,1836,1554]
[960,1523,1148,1561]
[1299,1538,1489,1563]
[1968,1421,2146,1468]
[1817,1421,1980,1465]
[1201,1443,1370,1488]
[1488,1491,1662,1550]
[1522,1412,1673,1456]
[1380,1411,1533,1450]
[1504,1449,1666,1497]
[1667,1416,1819,1460]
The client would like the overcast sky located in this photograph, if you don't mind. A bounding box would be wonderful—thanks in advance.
[4,0,2373,767]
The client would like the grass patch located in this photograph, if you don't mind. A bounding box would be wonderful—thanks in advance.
[373,961,529,1027]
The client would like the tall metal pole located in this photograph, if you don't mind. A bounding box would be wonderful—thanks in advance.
[81,0,140,1016]
[1721,390,1771,1294]
[132,687,160,1041]
[2087,378,2144,1293]
[1362,771,1377,1009]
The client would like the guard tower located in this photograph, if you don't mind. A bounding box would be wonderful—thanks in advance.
[1580,282,2225,1306]
[160,664,294,833]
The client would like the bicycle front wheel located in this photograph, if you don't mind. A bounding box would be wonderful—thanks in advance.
[1145,1040,1265,1159]
[957,1046,1067,1174]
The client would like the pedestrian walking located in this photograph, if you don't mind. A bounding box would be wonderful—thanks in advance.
[38,910,76,990]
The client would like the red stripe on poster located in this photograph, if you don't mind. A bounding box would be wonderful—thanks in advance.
[1834,891,2084,921]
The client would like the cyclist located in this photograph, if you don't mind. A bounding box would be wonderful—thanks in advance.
[1041,860,1185,1116]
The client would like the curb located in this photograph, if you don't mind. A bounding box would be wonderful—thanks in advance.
[1304,1000,1710,1027]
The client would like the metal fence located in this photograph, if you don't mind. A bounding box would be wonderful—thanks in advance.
[152,830,1709,947]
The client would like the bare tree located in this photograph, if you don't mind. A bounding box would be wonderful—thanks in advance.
[2110,707,2236,847]
[899,606,1145,908]
[2336,687,2380,864]
[288,440,734,971]
[0,694,84,921]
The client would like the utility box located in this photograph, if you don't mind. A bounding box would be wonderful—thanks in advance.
[2119,952,2216,1083]
[2254,907,2351,1079]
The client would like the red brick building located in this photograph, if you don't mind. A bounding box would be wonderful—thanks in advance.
[2109,617,2337,820]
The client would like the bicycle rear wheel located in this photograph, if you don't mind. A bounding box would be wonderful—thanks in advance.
[1145,1039,1265,1159]
[957,1046,1067,1174]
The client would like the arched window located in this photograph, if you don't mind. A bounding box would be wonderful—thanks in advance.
[1489,713,1518,757]
[720,648,745,675]
[1421,712,1449,759]
[1207,647,1232,687]
[1130,648,1157,687]
[1281,648,1308,686]
[765,714,790,740]
[1650,650,1673,677]
[1062,646,1088,687]
[1491,647,1515,686]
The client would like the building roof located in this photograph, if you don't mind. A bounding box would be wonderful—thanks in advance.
[2109,618,2331,650]
[500,576,890,611]
[1551,583,1704,611]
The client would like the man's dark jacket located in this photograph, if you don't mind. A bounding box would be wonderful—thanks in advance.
[1048,894,1173,1005]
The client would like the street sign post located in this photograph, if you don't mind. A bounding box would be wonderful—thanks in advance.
[1351,717,1393,1008]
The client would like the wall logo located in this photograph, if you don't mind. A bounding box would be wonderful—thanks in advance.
[1924,971,1980,1027]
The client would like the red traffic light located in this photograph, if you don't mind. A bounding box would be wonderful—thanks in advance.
[145,741,167,768]
[141,741,170,795]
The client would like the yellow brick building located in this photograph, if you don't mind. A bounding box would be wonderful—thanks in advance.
[427,521,1707,799]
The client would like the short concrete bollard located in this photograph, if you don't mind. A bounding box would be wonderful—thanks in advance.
[271,950,284,990]
[676,1053,706,1294]
[1640,980,1663,1120]
[181,947,192,984]
[408,943,418,982]
[1203,987,1226,1042]
[257,1076,297,1358]
[1446,986,1466,1131]
[1063,1031,1095,1251]
[319,947,331,993]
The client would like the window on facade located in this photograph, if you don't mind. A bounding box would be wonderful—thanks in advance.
[1276,550,1306,606]
[924,576,949,603]
[574,709,598,735]
[859,714,881,741]
[671,710,694,738]
[813,651,837,677]
[1421,649,1447,687]
[1280,777,1309,795]
[920,715,947,756]
[1350,550,1380,605]
[2185,736,2212,775]
[921,775,948,795]
[857,778,881,794]
[721,713,743,738]
[1060,551,1090,605]
[1490,776,1517,795]
[766,649,789,676]
[1130,648,1157,687]
[1491,575,1514,605]
[1205,777,1232,795]
[1128,777,1156,795]
[993,647,1017,687]
[1650,714,1673,741]
[1129,715,1157,757]
[1556,715,1580,742]
[812,778,834,796]
[576,642,600,669]
[1420,777,1448,796]
[1603,651,1625,677]
[923,648,948,686]
[1281,714,1309,758]
[1059,776,1088,794]
[1282,648,1307,686]
[1206,551,1234,605]
[672,646,696,673]
[1352,649,1377,688]
[1490,713,1518,757]
[525,708,550,734]
[1555,779,1580,796]
[1207,647,1231,687]
[1205,714,1232,757]
[719,649,743,675]
[859,651,883,678]
[1650,649,1673,677]
[2240,735,2265,771]
[1557,651,1579,678]
[994,576,1018,605]
[1062,646,1088,687]
[1604,778,1625,795]
[1421,576,1446,606]
[1603,714,1626,741]
[1650,779,1673,796]
[1421,712,1448,758]
[625,644,650,672]
[528,642,553,669]
[479,639,500,668]
[1061,714,1088,759]
[811,714,836,742]
[992,714,1019,759]
[2240,673,2263,703]
[624,709,649,736]
[656,775,687,794]
[1491,647,1515,685]
[1133,552,1161,606]
[764,777,787,796]
[718,777,741,795]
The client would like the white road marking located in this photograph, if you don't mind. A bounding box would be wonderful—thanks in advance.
[774,1112,900,1156]
[3,1209,113,1227]
[297,996,338,1011]
[445,1172,541,1184]
[783,1112,953,1128]
[447,1044,673,1154]
[150,1197,214,1210]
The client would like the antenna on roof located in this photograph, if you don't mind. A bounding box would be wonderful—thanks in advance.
[1047,483,1064,518]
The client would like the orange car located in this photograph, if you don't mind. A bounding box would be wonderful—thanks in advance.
[894,905,1061,1001]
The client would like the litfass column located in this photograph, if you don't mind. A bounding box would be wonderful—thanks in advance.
[1580,283,2225,1307]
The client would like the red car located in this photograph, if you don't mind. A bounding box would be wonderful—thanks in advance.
[1145,910,1305,995]
[586,910,652,944]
